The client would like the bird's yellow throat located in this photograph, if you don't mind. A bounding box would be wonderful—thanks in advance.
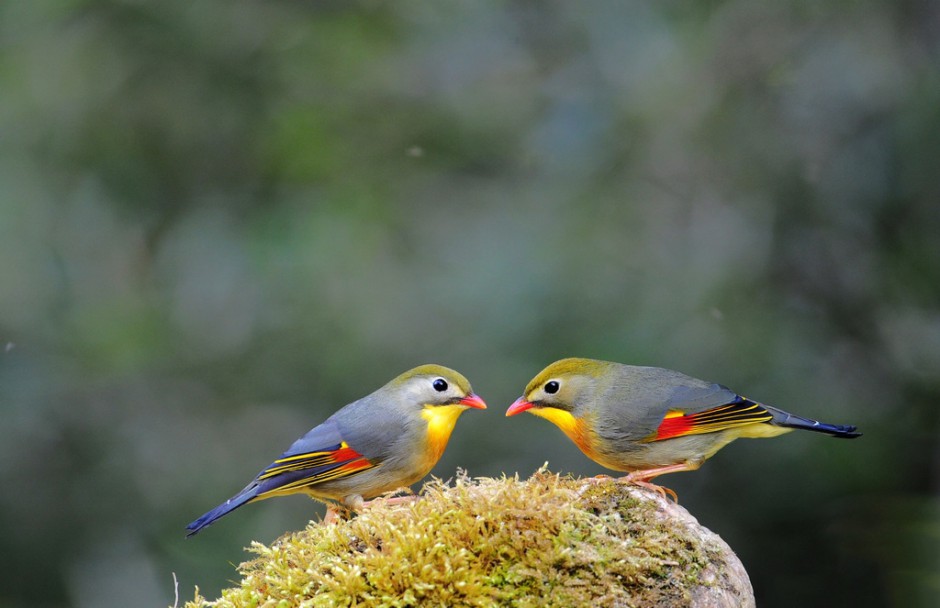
[528,407,597,457]
[528,406,578,435]
[421,404,468,461]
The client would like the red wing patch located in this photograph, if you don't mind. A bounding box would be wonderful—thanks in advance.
[649,398,774,442]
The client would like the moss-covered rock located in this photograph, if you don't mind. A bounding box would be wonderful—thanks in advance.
[185,469,753,607]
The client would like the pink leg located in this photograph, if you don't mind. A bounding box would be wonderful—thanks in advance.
[323,493,416,524]
[366,495,417,507]
[322,494,364,524]
[323,505,347,524]
[579,474,615,488]
[619,462,702,502]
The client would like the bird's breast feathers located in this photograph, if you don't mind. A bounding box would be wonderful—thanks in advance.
[420,404,468,462]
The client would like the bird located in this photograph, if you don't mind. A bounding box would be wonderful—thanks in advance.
[187,364,486,536]
[506,357,860,499]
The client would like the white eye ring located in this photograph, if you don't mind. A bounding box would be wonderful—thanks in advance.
[432,378,448,392]
[544,380,560,394]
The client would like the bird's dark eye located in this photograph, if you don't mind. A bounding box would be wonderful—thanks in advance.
[432,378,448,392]
[544,380,560,394]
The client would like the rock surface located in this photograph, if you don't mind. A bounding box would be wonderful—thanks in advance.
[185,470,754,607]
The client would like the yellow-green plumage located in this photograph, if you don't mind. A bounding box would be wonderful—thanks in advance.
[187,364,485,536]
[508,357,860,484]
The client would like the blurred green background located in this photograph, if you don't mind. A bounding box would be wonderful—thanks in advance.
[1,1,938,606]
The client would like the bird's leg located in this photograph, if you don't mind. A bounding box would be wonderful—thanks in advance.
[578,474,614,489]
[342,494,365,512]
[575,474,617,497]
[323,504,348,524]
[626,479,679,503]
[619,462,702,503]
[371,495,418,507]
[323,494,365,524]
[324,492,417,523]
[362,490,418,510]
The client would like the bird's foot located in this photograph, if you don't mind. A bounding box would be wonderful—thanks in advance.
[368,495,418,508]
[621,477,679,503]
[615,462,698,503]
[323,505,350,524]
[322,493,366,524]
[324,492,417,523]
[575,474,615,496]
[362,490,418,512]
[578,474,614,487]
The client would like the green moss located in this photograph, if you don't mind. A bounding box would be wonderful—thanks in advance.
[185,469,740,607]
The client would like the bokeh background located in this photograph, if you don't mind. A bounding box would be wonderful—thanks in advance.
[2,1,938,606]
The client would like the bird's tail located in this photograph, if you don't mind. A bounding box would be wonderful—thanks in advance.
[186,483,260,537]
[765,405,861,438]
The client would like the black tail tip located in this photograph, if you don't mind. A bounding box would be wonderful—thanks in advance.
[185,518,209,538]
[832,425,862,439]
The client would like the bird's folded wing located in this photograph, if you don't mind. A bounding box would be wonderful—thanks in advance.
[647,396,773,441]
[254,421,376,497]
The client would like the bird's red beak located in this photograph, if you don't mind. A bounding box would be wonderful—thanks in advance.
[459,393,488,409]
[506,397,535,416]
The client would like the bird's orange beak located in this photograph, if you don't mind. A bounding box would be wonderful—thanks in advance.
[459,393,488,409]
[506,397,535,416]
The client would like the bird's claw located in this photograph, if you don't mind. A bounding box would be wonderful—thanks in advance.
[370,495,418,508]
[323,505,349,524]
[621,477,679,503]
[323,492,417,524]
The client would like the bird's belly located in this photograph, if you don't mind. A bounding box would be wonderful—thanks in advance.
[297,435,444,503]
[595,432,743,471]
[296,464,427,503]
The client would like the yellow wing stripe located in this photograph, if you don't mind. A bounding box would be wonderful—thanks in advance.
[257,441,358,481]
[271,442,350,463]
[649,399,774,441]
[256,458,375,499]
